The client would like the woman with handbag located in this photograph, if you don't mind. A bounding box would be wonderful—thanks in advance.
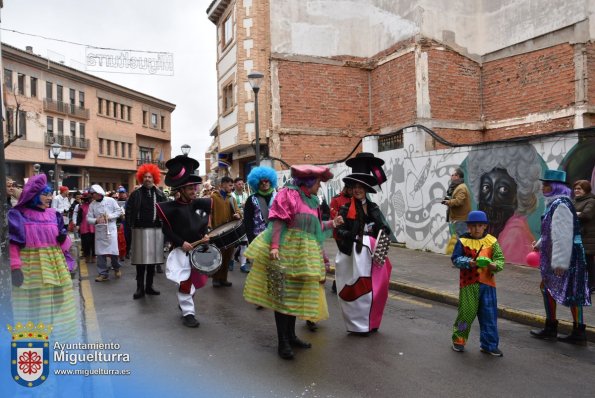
[243,165,343,359]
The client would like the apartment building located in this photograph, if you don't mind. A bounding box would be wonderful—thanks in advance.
[2,43,175,191]
[206,0,595,176]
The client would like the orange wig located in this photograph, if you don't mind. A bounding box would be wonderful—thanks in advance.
[136,163,162,185]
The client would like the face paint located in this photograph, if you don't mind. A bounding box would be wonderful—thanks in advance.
[477,168,517,237]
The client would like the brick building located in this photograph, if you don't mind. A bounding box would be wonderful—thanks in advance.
[2,43,175,191]
[206,0,595,176]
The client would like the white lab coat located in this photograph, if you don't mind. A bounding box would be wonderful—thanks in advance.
[87,196,122,255]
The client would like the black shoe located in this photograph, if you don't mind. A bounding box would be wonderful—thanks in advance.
[558,323,587,346]
[212,280,222,288]
[145,286,160,295]
[530,319,558,340]
[182,314,200,328]
[156,265,164,274]
[349,331,371,337]
[480,347,503,357]
[331,280,337,294]
[452,343,465,352]
[220,280,232,287]
[306,320,318,332]
[278,340,294,360]
[133,289,145,299]
[289,336,312,348]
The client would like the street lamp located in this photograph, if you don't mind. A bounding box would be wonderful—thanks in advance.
[33,164,41,175]
[181,144,191,156]
[51,142,61,189]
[248,71,264,166]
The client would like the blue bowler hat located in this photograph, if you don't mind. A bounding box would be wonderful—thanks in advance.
[465,210,489,224]
[539,169,566,183]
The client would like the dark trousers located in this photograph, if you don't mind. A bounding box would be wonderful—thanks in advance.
[81,233,95,257]
[212,247,234,282]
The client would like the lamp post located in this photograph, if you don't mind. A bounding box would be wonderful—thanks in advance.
[248,71,264,166]
[181,144,191,156]
[33,164,41,175]
[51,143,61,189]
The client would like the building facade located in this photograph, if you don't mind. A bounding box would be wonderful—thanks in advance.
[2,43,175,191]
[206,0,595,176]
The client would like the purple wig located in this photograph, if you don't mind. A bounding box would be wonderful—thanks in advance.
[543,181,571,197]
[292,176,318,188]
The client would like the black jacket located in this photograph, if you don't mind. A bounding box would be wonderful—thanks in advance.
[336,200,391,256]
[125,186,168,228]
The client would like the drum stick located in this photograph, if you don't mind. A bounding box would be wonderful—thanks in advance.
[190,236,210,248]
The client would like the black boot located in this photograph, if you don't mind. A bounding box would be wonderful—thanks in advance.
[274,312,294,359]
[133,266,145,299]
[145,265,160,295]
[558,322,587,346]
[288,315,312,348]
[530,319,558,340]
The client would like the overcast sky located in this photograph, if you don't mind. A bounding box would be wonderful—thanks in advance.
[1,0,217,176]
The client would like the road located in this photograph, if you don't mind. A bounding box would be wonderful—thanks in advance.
[79,257,595,398]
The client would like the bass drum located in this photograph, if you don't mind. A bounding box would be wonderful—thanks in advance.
[189,244,222,275]
[209,219,246,250]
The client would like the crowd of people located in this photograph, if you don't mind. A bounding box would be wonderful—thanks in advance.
[5,153,594,359]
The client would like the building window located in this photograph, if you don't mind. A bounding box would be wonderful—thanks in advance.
[113,102,118,118]
[57,85,63,102]
[142,110,147,125]
[223,14,233,46]
[121,142,126,158]
[46,81,53,99]
[151,113,157,128]
[127,106,132,121]
[79,92,85,108]
[6,109,14,138]
[160,116,165,130]
[30,77,37,98]
[120,104,125,120]
[4,69,12,91]
[17,73,25,95]
[114,140,119,157]
[378,131,404,152]
[79,123,85,140]
[69,89,76,113]
[98,138,104,155]
[223,82,234,114]
[128,143,132,158]
[57,119,64,141]
[18,111,27,139]
[70,121,76,138]
[106,140,111,156]
[105,100,110,116]
[47,116,54,136]
[139,146,152,163]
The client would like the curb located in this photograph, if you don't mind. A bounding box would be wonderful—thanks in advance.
[328,269,595,343]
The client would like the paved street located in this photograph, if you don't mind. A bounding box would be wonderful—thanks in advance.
[75,245,595,398]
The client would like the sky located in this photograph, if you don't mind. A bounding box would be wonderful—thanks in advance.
[1,0,217,176]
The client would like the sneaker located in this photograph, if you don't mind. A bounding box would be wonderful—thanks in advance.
[95,275,109,282]
[240,264,250,273]
[480,347,503,357]
[452,343,465,352]
[114,269,122,278]
[182,314,200,328]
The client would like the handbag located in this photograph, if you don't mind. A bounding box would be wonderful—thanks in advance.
[266,259,286,302]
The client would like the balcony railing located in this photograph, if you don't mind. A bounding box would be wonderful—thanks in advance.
[137,159,166,169]
[45,133,90,150]
[43,98,90,120]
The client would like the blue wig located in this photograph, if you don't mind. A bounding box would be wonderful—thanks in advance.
[247,166,278,191]
[543,181,571,197]
[26,185,53,208]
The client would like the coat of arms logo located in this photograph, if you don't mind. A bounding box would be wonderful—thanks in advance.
[7,321,53,388]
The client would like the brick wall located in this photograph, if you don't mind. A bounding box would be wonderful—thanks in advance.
[482,44,575,121]
[586,42,595,110]
[371,52,417,130]
[483,117,574,142]
[427,48,481,121]
[279,133,362,166]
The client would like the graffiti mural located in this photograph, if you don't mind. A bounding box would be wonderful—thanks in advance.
[272,129,593,266]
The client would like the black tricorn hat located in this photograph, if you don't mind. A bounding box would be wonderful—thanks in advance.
[345,152,387,186]
[343,173,378,193]
[164,155,202,188]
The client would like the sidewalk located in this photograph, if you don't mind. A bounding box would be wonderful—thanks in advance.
[322,240,595,342]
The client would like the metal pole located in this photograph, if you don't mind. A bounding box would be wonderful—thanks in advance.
[54,155,59,190]
[254,87,260,166]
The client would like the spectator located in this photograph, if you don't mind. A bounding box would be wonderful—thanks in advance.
[573,179,595,293]
[442,168,471,251]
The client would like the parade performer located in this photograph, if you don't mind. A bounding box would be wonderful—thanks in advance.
[450,211,505,356]
[244,165,343,359]
[8,174,79,340]
[87,184,123,282]
[329,184,352,293]
[126,163,168,299]
[335,152,392,336]
[156,155,211,328]
[77,192,95,263]
[210,176,241,287]
[231,177,250,272]
[530,170,591,345]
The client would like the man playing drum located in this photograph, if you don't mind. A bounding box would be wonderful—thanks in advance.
[156,155,211,328]
[210,176,241,287]
[125,163,168,300]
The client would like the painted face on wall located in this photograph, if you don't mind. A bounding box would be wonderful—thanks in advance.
[477,168,517,237]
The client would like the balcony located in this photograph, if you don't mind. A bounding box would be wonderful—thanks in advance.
[137,159,166,170]
[45,133,90,150]
[43,98,90,120]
